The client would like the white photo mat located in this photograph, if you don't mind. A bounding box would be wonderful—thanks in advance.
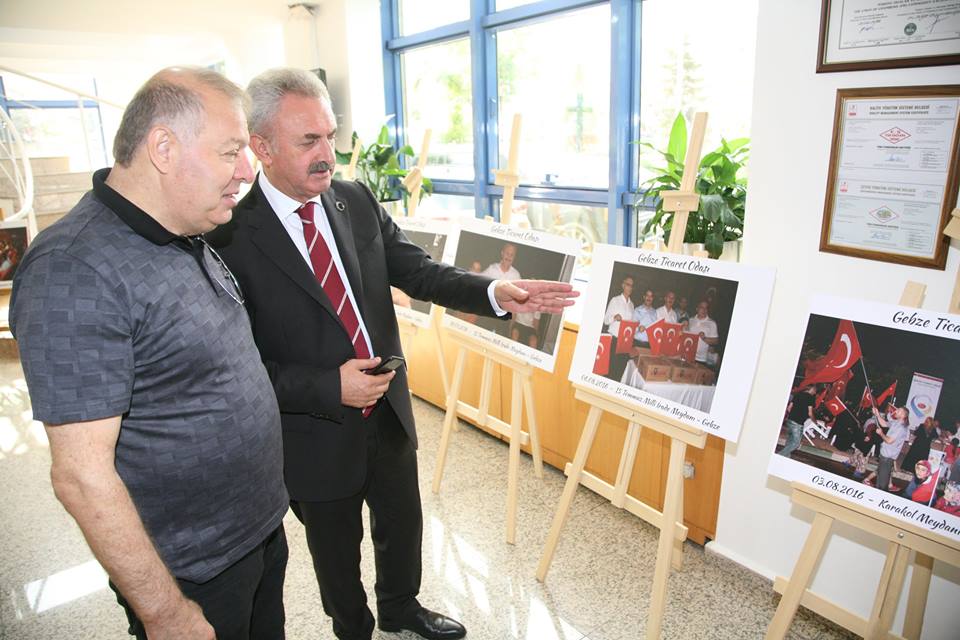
[441,217,579,373]
[768,294,960,542]
[393,217,456,328]
[569,245,775,442]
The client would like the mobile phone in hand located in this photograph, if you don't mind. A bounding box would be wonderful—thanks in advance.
[365,355,405,375]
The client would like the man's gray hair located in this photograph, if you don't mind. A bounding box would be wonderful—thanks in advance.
[113,66,247,167]
[247,68,331,138]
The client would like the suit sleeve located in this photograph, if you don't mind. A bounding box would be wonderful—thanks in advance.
[355,183,500,317]
[260,358,344,422]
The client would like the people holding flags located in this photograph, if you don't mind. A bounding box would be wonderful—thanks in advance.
[603,277,636,381]
[869,405,911,492]
[632,289,658,346]
[603,276,635,338]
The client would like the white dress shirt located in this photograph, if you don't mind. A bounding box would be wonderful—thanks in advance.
[258,172,375,357]
[603,294,635,337]
[686,315,718,362]
[656,306,678,324]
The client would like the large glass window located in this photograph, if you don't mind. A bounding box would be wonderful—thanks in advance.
[10,108,107,170]
[495,0,538,9]
[399,0,469,35]
[504,199,608,271]
[384,0,759,261]
[495,4,610,189]
[401,38,474,181]
[637,0,757,184]
[1,73,108,171]
[416,193,476,219]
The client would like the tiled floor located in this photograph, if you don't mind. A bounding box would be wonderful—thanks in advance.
[0,355,856,639]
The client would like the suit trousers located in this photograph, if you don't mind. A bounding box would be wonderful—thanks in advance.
[290,402,423,640]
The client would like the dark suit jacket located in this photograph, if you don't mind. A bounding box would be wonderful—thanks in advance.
[206,178,497,501]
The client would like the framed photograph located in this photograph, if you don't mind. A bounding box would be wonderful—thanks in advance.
[392,217,455,328]
[441,217,579,373]
[819,86,960,270]
[817,0,960,72]
[568,245,775,442]
[0,220,29,289]
[769,295,960,543]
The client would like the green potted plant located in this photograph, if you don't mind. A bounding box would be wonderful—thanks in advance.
[334,125,432,210]
[635,112,748,259]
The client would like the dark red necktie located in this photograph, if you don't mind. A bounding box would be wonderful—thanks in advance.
[297,201,374,416]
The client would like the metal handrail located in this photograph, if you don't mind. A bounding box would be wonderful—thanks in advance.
[0,65,123,235]
[0,107,35,233]
[0,64,123,110]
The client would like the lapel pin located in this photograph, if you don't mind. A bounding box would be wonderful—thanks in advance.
[335,200,346,212]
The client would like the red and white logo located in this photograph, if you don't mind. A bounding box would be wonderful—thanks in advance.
[879,127,911,144]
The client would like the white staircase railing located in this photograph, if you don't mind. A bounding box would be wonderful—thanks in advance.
[0,65,124,238]
[0,107,36,237]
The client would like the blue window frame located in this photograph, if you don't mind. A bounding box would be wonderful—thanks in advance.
[382,0,642,249]
[0,75,109,169]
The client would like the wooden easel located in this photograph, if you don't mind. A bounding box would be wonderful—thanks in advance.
[765,281,960,640]
[536,113,711,640]
[401,129,431,218]
[432,115,545,545]
[945,207,960,315]
[494,114,522,221]
[341,137,362,181]
[392,129,451,396]
[432,328,544,544]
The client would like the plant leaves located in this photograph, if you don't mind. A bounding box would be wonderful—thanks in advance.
[699,194,723,223]
[666,113,687,167]
[705,232,724,259]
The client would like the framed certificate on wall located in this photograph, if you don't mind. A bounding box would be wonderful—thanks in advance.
[819,86,960,270]
[817,0,960,72]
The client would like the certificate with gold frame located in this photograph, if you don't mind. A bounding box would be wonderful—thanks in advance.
[817,0,960,72]
[819,86,960,270]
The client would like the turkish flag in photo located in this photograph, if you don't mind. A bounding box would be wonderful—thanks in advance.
[795,320,862,389]
[876,380,897,405]
[814,387,828,408]
[859,385,874,409]
[824,396,847,417]
[661,323,685,357]
[616,320,639,354]
[828,369,853,400]
[594,335,613,376]
[679,332,700,364]
[646,319,667,356]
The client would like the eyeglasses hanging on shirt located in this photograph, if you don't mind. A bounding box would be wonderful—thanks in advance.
[178,235,246,306]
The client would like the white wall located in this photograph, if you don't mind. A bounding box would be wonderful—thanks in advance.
[711,2,960,638]
[0,0,387,158]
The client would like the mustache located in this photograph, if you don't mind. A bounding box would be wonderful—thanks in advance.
[309,161,333,174]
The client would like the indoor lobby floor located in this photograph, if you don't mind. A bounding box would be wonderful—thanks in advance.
[0,354,856,640]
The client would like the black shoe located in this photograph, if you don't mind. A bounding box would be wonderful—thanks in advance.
[379,607,466,640]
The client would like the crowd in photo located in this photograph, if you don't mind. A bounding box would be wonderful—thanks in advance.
[777,390,960,517]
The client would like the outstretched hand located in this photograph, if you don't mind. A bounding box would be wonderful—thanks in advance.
[494,279,579,315]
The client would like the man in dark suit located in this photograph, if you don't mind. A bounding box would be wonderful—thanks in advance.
[206,68,576,640]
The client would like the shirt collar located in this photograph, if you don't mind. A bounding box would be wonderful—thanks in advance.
[258,171,324,221]
[92,167,188,247]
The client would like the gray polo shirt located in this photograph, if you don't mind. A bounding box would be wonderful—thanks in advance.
[880,418,910,460]
[11,169,287,582]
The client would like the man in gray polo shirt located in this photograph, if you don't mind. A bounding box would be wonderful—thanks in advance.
[11,67,288,640]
